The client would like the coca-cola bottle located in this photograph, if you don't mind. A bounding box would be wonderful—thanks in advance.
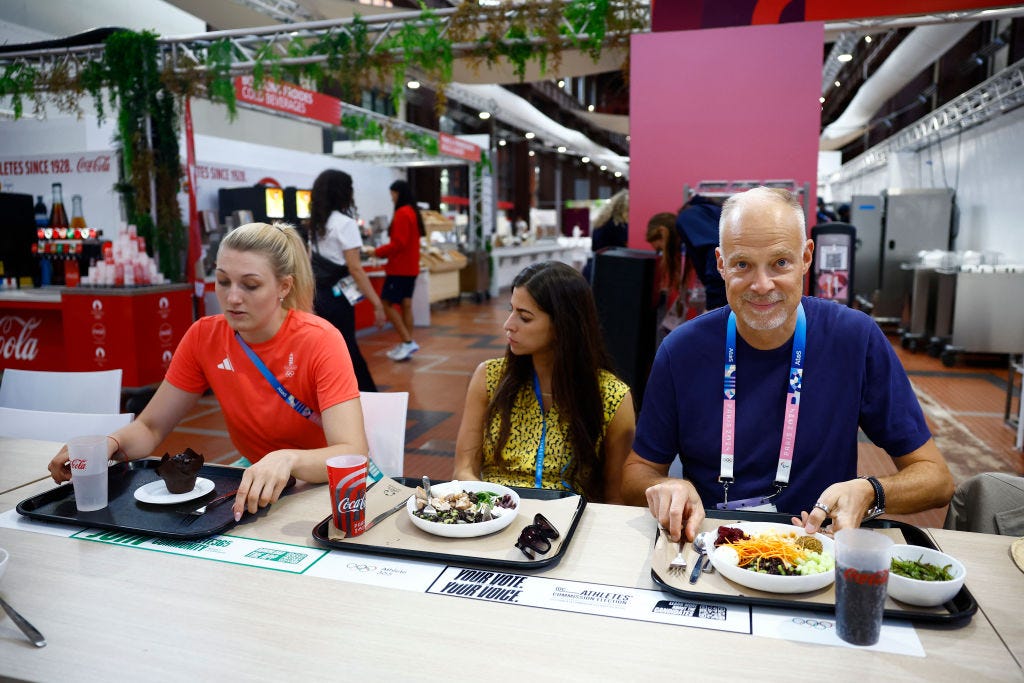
[49,183,69,230]
[34,195,48,228]
[70,194,87,236]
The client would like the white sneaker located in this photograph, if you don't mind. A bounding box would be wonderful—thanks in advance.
[390,340,420,361]
[385,343,404,360]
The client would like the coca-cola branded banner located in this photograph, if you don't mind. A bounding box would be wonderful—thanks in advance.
[0,301,66,371]
[0,151,120,232]
[439,133,482,163]
[234,76,342,126]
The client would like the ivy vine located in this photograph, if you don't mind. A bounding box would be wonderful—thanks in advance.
[0,2,642,282]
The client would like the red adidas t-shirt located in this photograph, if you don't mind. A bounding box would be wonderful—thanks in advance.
[165,310,359,462]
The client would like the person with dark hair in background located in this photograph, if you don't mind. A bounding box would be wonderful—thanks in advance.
[368,179,425,362]
[646,212,685,343]
[676,194,727,310]
[308,169,384,391]
[816,196,837,224]
[453,261,636,503]
[837,203,851,224]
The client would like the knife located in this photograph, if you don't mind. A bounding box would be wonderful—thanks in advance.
[362,494,413,534]
[0,595,46,648]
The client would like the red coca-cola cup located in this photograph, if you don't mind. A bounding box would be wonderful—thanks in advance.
[327,454,367,536]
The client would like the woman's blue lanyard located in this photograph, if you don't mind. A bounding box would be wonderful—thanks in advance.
[720,302,806,503]
[235,332,322,427]
[531,371,548,488]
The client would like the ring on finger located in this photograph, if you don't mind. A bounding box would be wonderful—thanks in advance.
[813,501,831,515]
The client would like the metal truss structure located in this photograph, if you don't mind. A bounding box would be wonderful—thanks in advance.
[0,2,645,169]
[831,57,1024,183]
[0,3,647,93]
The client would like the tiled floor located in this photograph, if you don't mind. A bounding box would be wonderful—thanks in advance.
[153,295,1024,529]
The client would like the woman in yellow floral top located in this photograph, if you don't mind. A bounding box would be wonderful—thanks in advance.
[454,261,635,503]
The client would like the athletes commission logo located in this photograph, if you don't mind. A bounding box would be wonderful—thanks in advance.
[347,563,376,572]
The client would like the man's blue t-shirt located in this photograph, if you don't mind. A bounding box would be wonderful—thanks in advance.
[633,296,931,515]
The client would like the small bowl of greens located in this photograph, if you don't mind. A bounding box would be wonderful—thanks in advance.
[887,544,966,607]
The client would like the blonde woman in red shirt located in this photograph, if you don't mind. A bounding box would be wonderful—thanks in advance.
[368,179,426,361]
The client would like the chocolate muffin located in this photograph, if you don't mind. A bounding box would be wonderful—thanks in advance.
[155,448,204,494]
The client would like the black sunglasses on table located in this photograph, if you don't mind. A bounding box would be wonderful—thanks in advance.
[514,513,560,559]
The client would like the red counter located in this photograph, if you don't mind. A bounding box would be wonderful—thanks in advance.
[0,290,64,371]
[0,284,193,389]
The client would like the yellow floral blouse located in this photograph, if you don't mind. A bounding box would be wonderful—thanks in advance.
[480,358,630,493]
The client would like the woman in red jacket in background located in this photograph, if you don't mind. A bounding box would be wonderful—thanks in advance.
[369,179,426,361]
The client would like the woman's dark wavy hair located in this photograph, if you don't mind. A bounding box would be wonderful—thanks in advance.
[390,179,426,237]
[485,261,616,501]
[309,169,355,247]
[647,212,682,292]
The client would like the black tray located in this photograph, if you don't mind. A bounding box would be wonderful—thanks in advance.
[312,477,587,570]
[650,509,978,625]
[16,459,248,540]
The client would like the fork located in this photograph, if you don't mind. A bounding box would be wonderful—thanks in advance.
[661,528,688,574]
[421,476,437,516]
[181,489,238,525]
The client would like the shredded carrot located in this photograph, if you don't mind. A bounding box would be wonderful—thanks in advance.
[723,531,811,568]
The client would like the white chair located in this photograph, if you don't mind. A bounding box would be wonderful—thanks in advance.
[0,406,133,443]
[359,391,408,478]
[0,369,123,414]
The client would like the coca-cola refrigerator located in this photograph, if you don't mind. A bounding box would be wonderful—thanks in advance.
[0,192,36,283]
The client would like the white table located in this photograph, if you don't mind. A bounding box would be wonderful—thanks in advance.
[0,443,1021,680]
[0,438,60,495]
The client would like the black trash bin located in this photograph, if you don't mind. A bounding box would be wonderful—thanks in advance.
[591,247,657,407]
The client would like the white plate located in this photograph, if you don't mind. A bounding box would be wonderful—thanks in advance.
[709,521,835,594]
[406,480,520,538]
[134,477,215,505]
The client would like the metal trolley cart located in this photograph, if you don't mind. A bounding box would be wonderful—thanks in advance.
[940,265,1024,367]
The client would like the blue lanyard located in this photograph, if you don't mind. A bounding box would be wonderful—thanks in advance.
[531,371,548,488]
[720,302,806,498]
[235,332,322,426]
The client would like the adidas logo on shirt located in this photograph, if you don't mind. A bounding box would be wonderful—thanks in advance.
[217,357,234,371]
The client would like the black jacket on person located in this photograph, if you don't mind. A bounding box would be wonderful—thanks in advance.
[675,195,726,310]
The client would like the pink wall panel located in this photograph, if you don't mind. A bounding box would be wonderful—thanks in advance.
[628,21,823,246]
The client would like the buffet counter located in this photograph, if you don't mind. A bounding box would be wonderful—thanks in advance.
[489,239,589,295]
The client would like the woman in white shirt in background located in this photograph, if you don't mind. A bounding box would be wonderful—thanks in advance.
[308,169,385,391]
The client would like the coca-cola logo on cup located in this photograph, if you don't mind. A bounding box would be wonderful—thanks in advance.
[91,322,106,343]
[0,315,41,361]
[158,322,174,346]
[76,154,112,173]
[70,458,88,471]
[842,567,889,586]
[337,496,366,514]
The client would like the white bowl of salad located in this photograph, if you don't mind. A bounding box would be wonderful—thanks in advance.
[710,522,836,594]
[407,480,520,538]
[887,544,965,607]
